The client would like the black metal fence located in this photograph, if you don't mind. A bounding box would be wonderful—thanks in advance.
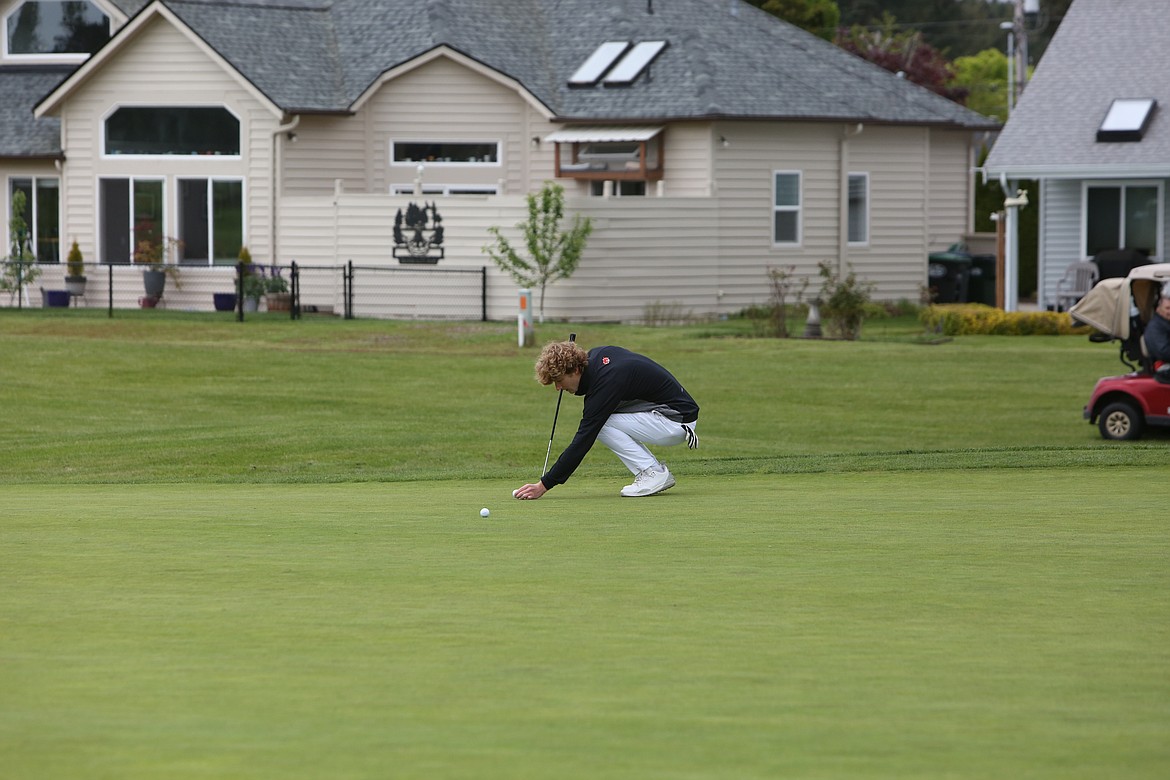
[0,260,489,321]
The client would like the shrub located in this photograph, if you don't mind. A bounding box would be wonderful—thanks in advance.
[818,260,875,340]
[919,304,1092,336]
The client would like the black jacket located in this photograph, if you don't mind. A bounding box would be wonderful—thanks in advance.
[542,346,699,489]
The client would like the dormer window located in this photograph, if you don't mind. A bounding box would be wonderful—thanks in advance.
[4,1,110,60]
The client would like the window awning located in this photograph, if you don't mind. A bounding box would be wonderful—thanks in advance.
[543,126,663,144]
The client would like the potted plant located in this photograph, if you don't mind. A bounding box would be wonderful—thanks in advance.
[64,240,86,297]
[264,266,290,311]
[237,246,264,312]
[132,231,183,303]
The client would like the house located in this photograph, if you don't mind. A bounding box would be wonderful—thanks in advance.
[3,0,998,320]
[985,0,1169,312]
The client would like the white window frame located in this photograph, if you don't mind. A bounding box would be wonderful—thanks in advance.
[2,0,110,64]
[390,140,502,167]
[100,103,242,160]
[176,176,247,266]
[389,184,498,196]
[847,172,869,246]
[772,170,802,247]
[97,175,167,265]
[7,175,60,263]
[1081,180,1163,259]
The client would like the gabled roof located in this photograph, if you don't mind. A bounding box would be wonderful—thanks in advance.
[167,0,997,127]
[985,0,1170,179]
[6,0,997,158]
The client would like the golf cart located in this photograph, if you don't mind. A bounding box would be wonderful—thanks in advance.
[1069,262,1170,440]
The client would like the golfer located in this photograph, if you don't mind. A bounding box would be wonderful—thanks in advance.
[514,341,699,499]
[1145,283,1170,367]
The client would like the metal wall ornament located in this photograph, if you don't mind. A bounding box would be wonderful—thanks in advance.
[393,201,445,264]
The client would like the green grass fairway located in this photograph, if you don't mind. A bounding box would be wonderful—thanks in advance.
[2,312,1168,777]
[3,472,1166,779]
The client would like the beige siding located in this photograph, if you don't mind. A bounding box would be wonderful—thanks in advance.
[55,17,280,264]
[927,129,973,249]
[847,126,930,301]
[284,56,557,198]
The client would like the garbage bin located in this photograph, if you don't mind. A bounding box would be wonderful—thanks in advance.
[966,254,997,306]
[928,251,972,304]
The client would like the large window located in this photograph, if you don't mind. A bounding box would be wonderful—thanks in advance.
[773,171,801,245]
[178,178,244,265]
[5,0,109,57]
[105,107,240,156]
[99,178,164,264]
[847,173,869,245]
[1085,183,1161,257]
[390,184,499,196]
[9,177,60,263]
[391,141,499,165]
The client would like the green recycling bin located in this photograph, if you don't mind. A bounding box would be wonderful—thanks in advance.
[966,254,997,306]
[927,251,971,303]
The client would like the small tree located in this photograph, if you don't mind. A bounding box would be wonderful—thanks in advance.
[484,182,593,323]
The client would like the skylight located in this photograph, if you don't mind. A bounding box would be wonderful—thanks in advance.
[569,41,630,87]
[603,40,668,86]
[1097,98,1157,142]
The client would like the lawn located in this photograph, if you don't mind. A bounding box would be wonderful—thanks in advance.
[1,310,1167,778]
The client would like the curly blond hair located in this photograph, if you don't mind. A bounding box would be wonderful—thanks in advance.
[534,341,588,385]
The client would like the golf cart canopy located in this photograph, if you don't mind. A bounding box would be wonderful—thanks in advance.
[1070,262,1170,340]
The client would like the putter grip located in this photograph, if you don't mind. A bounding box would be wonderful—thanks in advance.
[569,333,576,342]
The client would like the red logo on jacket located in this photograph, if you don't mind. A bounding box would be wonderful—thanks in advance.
[602,356,610,365]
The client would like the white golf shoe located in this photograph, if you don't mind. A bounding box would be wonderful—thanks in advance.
[620,465,676,497]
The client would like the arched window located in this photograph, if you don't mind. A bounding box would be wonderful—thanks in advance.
[5,1,109,56]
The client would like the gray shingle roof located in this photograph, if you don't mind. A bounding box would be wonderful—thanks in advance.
[985,0,1170,177]
[0,66,71,157]
[4,0,996,158]
[168,0,999,127]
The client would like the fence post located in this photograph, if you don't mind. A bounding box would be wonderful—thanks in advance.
[236,262,244,322]
[290,261,300,320]
[481,266,487,322]
[108,262,113,318]
[345,260,354,319]
[16,262,23,310]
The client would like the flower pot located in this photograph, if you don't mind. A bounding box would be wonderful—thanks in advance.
[243,296,260,313]
[213,292,237,312]
[43,289,71,308]
[142,268,167,298]
[139,295,160,308]
[265,292,291,311]
[65,276,87,296]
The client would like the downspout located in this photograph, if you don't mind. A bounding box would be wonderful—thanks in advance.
[839,123,863,275]
[271,115,300,263]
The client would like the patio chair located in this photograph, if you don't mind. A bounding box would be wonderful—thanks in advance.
[1055,261,1100,312]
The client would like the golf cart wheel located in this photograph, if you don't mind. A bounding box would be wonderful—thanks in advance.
[1098,401,1144,441]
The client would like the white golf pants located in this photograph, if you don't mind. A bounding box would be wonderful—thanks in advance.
[596,412,697,475]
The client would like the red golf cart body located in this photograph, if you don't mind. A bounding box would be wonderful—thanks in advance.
[1070,263,1170,440]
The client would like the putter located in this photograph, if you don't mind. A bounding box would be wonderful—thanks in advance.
[543,332,576,474]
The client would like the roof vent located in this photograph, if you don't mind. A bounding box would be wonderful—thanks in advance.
[1097,98,1157,142]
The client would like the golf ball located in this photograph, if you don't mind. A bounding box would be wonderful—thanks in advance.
[480,507,491,518]
[512,489,521,498]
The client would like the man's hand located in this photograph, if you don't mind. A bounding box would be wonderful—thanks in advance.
[513,482,548,500]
